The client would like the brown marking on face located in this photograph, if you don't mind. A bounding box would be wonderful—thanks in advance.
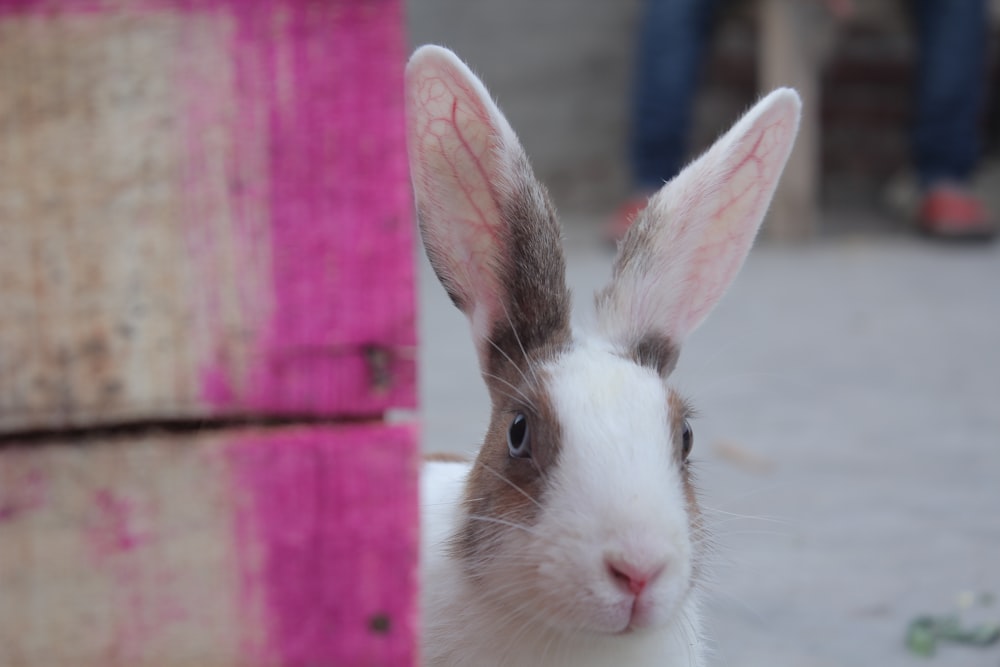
[452,357,566,577]
[668,388,705,583]
[668,389,693,466]
[427,114,572,576]
[630,333,679,377]
[424,452,471,463]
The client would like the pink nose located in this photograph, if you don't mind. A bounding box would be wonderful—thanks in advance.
[606,558,665,596]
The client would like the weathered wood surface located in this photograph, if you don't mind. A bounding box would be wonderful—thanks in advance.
[0,0,415,433]
[0,422,419,667]
[757,0,825,241]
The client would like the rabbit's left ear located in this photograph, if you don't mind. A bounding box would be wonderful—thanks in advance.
[596,89,801,375]
[406,46,570,375]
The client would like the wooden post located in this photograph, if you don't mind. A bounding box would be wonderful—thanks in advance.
[758,0,828,240]
[0,1,418,665]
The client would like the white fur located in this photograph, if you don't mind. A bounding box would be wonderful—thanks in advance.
[421,339,704,667]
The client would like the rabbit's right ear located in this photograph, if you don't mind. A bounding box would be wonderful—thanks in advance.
[597,89,801,376]
[406,46,570,375]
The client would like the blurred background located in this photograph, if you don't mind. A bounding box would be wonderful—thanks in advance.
[411,1,1000,666]
[410,0,1000,224]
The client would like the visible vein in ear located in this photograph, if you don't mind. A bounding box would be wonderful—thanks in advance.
[683,115,792,333]
[416,67,502,245]
[712,115,791,228]
[449,94,496,228]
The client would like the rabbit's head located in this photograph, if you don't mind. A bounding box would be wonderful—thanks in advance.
[407,45,800,636]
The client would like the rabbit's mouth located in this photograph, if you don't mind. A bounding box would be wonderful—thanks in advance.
[625,593,656,632]
[604,582,673,635]
[529,557,691,637]
[605,601,650,636]
[596,553,698,635]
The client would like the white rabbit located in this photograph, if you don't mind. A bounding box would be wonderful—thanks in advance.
[407,45,800,667]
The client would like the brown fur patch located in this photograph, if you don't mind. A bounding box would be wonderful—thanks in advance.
[668,388,705,582]
[418,134,571,381]
[451,158,571,577]
[423,452,471,463]
[630,333,679,377]
[452,361,565,577]
[594,203,656,318]
[424,128,573,578]
[481,169,572,382]
[667,389,693,466]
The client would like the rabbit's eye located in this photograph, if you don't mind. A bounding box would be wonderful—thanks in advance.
[681,420,694,460]
[507,413,531,458]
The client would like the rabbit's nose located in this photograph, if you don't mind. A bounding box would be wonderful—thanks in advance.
[605,557,665,596]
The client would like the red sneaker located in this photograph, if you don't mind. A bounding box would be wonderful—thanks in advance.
[917,186,995,240]
[605,195,650,244]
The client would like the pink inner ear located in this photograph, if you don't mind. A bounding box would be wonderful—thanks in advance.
[407,52,507,322]
[676,107,797,335]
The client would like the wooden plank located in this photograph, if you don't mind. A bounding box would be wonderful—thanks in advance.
[758,0,826,241]
[0,421,419,666]
[0,0,415,432]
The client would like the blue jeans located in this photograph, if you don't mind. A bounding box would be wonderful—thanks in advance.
[910,0,988,187]
[630,0,722,191]
[629,0,988,190]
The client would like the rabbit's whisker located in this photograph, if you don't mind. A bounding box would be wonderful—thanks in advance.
[466,513,543,536]
[477,462,544,509]
[700,505,793,526]
[480,371,537,411]
[498,299,541,385]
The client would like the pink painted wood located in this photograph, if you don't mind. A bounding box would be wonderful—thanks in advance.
[0,0,415,428]
[188,0,417,418]
[228,423,419,667]
[0,2,419,666]
[0,422,419,667]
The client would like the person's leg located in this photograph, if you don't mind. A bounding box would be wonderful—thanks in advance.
[909,0,992,238]
[630,0,723,191]
[910,0,987,187]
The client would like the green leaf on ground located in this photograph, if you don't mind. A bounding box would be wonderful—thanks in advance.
[906,613,1000,657]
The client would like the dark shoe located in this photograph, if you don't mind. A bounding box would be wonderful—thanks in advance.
[918,186,995,241]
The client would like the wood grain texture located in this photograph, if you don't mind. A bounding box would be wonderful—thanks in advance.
[758,0,823,241]
[0,0,415,432]
[0,421,419,667]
